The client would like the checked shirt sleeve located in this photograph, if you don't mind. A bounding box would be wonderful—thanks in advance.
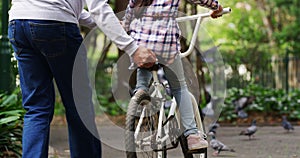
[187,0,219,10]
[123,0,137,32]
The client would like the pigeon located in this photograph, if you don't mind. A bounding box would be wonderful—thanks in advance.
[209,135,235,156]
[233,96,255,119]
[239,119,257,140]
[208,123,220,136]
[282,116,294,132]
[202,101,214,117]
[202,97,223,118]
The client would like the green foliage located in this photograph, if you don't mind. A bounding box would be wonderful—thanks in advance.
[272,0,300,53]
[202,0,300,89]
[0,88,25,157]
[220,84,300,122]
[95,57,126,116]
[0,1,2,34]
[97,95,126,116]
[54,98,65,116]
[0,0,11,34]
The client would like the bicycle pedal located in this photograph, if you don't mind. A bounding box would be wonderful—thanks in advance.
[187,147,207,154]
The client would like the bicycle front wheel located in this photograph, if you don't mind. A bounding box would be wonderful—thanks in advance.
[125,91,167,158]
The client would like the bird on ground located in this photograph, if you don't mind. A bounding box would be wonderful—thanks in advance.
[239,119,257,140]
[202,101,214,117]
[209,135,235,156]
[282,116,294,132]
[208,123,220,136]
[202,97,223,118]
[233,96,255,119]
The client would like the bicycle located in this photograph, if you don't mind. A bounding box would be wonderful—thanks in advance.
[125,8,231,158]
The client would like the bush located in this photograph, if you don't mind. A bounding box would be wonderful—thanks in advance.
[0,88,25,157]
[94,57,128,116]
[220,84,300,122]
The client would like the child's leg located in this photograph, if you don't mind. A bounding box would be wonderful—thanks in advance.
[163,56,198,137]
[134,68,152,93]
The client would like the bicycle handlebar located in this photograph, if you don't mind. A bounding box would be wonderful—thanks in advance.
[176,7,231,22]
[177,7,231,58]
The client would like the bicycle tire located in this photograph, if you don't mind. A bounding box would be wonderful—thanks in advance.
[125,91,167,158]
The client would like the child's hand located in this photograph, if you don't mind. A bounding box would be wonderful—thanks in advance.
[211,5,223,19]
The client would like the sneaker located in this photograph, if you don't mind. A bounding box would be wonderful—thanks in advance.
[132,89,148,99]
[187,133,208,151]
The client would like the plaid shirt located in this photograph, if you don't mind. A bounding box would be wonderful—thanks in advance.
[124,0,219,63]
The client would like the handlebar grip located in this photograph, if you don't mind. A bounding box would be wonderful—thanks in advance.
[222,7,232,15]
[216,7,231,16]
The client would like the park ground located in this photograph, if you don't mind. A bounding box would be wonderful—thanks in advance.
[48,116,300,158]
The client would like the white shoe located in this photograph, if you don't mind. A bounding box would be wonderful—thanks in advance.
[187,133,208,151]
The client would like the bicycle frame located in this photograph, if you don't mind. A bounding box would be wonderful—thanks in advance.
[132,8,231,157]
[148,67,202,152]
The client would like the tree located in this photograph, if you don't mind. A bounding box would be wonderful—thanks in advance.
[202,0,300,88]
[0,1,2,34]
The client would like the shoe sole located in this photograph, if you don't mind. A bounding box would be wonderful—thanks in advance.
[187,147,207,154]
[188,143,208,149]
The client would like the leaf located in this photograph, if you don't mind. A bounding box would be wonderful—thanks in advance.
[0,110,24,116]
[0,94,17,107]
[0,116,20,124]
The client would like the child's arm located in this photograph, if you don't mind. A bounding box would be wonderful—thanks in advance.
[188,0,220,10]
[123,0,137,32]
[188,0,223,18]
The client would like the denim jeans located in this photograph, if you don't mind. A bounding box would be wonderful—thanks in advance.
[8,20,101,158]
[136,56,198,136]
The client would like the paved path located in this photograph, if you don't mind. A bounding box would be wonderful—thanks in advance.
[49,125,300,158]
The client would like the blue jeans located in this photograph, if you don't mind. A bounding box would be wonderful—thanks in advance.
[8,20,101,158]
[136,56,198,136]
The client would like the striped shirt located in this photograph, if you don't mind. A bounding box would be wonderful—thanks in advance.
[124,0,219,63]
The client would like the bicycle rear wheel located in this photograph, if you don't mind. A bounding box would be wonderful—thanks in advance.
[125,91,167,158]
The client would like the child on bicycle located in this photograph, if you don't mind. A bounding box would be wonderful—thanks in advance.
[123,0,223,151]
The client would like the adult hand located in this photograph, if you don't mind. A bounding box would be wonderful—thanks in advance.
[211,5,223,19]
[132,46,157,68]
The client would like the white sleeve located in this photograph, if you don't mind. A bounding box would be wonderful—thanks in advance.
[79,10,97,29]
[85,0,138,56]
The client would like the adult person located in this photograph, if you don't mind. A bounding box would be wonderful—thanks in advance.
[123,0,223,151]
[8,0,156,158]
